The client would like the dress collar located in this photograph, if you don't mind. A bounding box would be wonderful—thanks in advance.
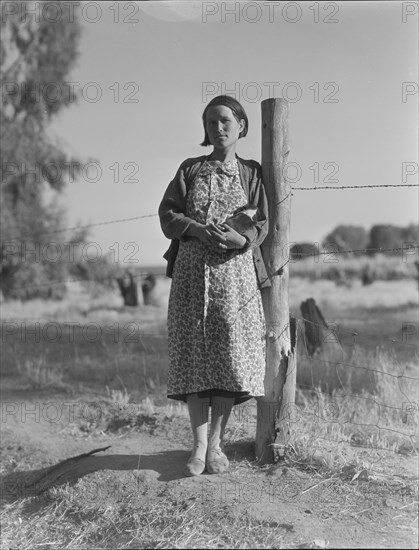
[204,154,238,176]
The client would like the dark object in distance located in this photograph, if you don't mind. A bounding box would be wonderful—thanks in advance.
[117,271,138,306]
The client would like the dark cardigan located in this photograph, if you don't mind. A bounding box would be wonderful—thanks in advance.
[158,154,271,289]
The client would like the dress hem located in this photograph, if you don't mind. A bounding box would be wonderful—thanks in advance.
[167,389,260,406]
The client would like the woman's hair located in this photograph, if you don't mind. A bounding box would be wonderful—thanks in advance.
[200,95,249,147]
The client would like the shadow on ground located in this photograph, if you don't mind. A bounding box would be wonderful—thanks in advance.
[0,446,192,502]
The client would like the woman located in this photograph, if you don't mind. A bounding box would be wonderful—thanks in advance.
[158,95,270,477]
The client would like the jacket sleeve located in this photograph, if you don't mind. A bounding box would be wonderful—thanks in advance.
[158,160,201,240]
[240,163,269,252]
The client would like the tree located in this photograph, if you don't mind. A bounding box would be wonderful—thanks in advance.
[322,225,368,256]
[402,223,419,247]
[1,2,83,299]
[367,224,418,255]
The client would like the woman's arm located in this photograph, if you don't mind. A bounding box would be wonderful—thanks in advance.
[158,161,202,240]
[240,163,269,251]
[158,160,224,247]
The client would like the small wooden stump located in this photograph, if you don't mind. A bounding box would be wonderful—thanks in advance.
[300,298,343,369]
[116,271,139,306]
[300,298,328,356]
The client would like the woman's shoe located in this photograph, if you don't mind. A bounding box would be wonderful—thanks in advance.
[183,456,206,477]
[206,447,229,474]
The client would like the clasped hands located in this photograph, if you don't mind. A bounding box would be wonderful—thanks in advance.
[192,222,247,252]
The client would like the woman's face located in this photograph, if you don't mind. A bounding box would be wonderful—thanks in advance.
[205,105,245,152]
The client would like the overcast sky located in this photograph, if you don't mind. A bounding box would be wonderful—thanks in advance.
[49,1,418,266]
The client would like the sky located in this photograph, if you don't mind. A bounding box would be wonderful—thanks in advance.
[49,0,419,267]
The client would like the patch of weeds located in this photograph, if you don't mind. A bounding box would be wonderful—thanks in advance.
[17,357,67,390]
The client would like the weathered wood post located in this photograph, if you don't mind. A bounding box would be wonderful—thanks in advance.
[256,98,297,464]
[300,298,329,356]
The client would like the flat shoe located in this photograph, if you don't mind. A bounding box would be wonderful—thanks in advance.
[183,456,206,477]
[206,447,229,474]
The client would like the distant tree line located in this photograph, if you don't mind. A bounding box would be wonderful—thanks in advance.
[290,224,418,260]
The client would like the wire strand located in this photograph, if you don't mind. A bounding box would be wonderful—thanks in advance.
[8,214,159,241]
[292,183,419,190]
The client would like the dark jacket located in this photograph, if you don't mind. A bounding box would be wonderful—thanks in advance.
[158,154,271,289]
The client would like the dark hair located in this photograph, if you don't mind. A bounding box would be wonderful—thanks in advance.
[200,95,249,147]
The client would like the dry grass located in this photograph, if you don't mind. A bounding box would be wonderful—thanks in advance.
[16,357,68,391]
[0,467,288,549]
[289,253,417,282]
[1,375,417,548]
[4,369,415,549]
[0,281,168,330]
[289,277,418,311]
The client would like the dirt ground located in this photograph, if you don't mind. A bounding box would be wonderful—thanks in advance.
[1,383,418,549]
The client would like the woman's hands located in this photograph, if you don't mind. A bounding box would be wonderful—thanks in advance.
[193,223,246,252]
[210,223,247,251]
[186,222,247,252]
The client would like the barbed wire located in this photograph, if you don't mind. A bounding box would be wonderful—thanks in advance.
[2,314,416,351]
[1,314,417,375]
[291,183,419,190]
[304,357,419,382]
[3,186,417,243]
[6,214,159,242]
[288,434,418,455]
[290,314,419,348]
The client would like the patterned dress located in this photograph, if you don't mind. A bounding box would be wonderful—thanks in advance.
[167,158,266,405]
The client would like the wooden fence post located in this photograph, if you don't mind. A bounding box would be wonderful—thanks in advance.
[255,98,297,464]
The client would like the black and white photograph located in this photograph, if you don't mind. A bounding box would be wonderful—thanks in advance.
[1,1,418,548]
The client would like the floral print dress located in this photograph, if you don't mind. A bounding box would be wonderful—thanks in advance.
[167,158,266,405]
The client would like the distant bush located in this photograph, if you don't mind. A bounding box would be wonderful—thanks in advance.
[68,250,121,290]
[367,224,418,255]
[322,225,368,255]
[290,242,318,260]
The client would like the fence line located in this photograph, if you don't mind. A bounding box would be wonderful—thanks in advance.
[2,315,418,450]
[2,312,416,355]
[2,318,417,451]
[290,315,419,354]
[7,214,159,241]
[292,183,419,190]
[288,435,417,455]
[1,316,417,379]
[3,271,156,291]
[4,241,418,293]
[289,314,419,347]
[3,180,418,242]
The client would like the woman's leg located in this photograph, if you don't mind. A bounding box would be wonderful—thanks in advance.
[186,393,210,462]
[208,395,234,450]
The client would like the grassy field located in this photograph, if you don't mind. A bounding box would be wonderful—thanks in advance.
[1,269,418,548]
[289,252,418,282]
